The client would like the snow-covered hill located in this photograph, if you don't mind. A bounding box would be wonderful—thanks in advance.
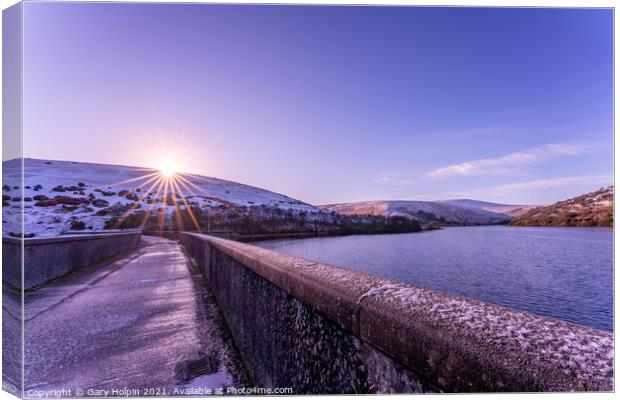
[437,199,539,218]
[2,158,316,236]
[3,158,523,237]
[319,200,512,226]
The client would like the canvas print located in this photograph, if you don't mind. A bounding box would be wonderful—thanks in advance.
[1,2,614,398]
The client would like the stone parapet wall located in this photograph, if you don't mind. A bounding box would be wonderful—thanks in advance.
[179,232,613,393]
[2,232,141,289]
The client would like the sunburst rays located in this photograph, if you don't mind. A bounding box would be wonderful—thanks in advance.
[100,169,206,234]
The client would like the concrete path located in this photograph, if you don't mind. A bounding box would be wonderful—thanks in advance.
[22,236,248,397]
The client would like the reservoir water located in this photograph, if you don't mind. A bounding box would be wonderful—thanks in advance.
[259,226,613,331]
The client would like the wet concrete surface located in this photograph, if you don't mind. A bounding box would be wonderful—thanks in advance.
[22,236,249,397]
[2,283,23,395]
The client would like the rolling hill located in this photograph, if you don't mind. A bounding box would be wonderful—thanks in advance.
[3,159,546,237]
[437,199,539,218]
[508,186,613,227]
[2,158,317,237]
[319,200,513,226]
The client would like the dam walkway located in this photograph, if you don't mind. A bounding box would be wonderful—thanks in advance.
[2,231,613,394]
[20,236,248,396]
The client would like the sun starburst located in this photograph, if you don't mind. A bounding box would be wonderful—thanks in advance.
[159,162,177,178]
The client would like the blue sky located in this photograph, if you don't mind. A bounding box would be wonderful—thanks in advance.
[21,4,613,205]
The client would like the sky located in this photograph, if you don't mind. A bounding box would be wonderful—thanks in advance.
[17,4,613,205]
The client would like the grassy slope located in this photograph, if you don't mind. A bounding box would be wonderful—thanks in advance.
[508,186,613,227]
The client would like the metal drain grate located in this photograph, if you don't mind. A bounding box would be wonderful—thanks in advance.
[188,356,219,376]
[175,355,220,383]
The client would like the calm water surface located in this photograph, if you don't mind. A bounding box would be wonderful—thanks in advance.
[259,226,613,331]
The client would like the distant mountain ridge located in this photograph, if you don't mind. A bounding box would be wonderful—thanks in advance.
[2,158,420,237]
[438,199,539,218]
[319,200,513,226]
[509,186,613,227]
[7,158,578,236]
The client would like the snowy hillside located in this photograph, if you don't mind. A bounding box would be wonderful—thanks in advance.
[3,158,523,237]
[437,199,539,218]
[319,200,512,225]
[2,158,316,237]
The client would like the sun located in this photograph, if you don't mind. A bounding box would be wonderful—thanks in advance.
[158,161,177,178]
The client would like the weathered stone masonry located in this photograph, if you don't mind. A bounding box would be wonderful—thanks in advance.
[179,232,614,394]
[3,231,141,289]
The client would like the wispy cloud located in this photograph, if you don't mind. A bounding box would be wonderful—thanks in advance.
[447,175,613,202]
[487,175,613,194]
[427,142,593,178]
